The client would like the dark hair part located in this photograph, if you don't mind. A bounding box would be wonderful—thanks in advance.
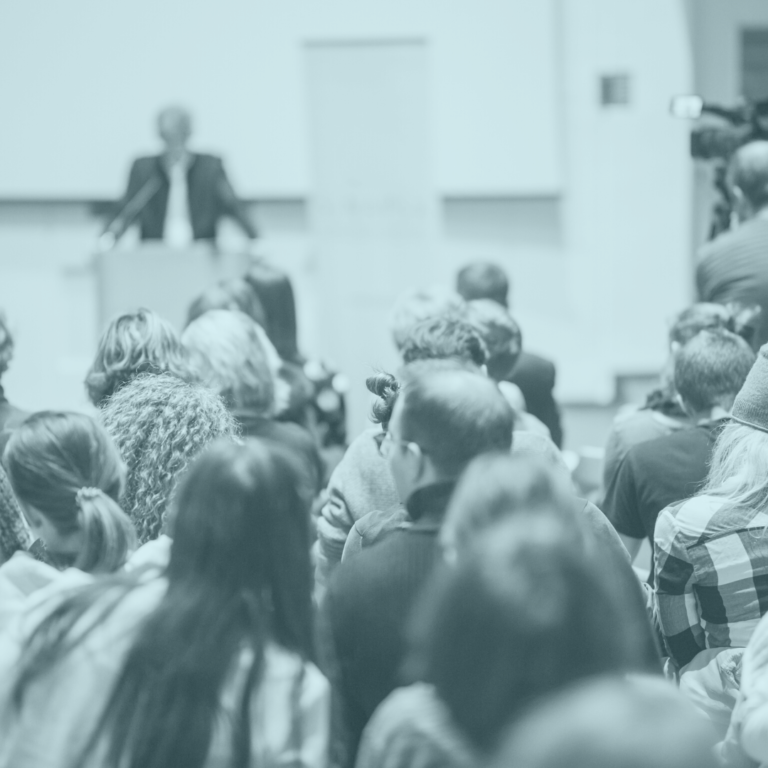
[12,438,315,768]
[185,278,267,329]
[409,517,638,754]
[456,262,509,307]
[244,262,301,363]
[673,328,755,413]
[399,313,488,367]
[85,309,192,407]
[398,360,513,477]
[366,371,401,429]
[3,412,135,573]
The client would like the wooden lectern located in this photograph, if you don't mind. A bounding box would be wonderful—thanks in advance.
[95,244,251,332]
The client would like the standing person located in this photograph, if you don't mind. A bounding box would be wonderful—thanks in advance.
[455,262,563,446]
[100,106,258,249]
[603,329,755,575]
[0,412,136,617]
[697,140,768,349]
[0,439,329,768]
[321,359,513,764]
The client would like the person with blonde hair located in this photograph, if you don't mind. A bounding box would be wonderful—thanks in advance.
[654,344,768,735]
[85,308,192,407]
[182,310,322,503]
[100,374,237,545]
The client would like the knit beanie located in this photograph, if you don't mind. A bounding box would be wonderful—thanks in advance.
[731,343,768,433]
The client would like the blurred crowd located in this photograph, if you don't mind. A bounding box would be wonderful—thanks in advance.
[4,140,768,768]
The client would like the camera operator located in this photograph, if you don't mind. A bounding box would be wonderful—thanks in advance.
[696,140,768,350]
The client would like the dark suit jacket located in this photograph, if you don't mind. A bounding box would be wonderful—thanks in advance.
[508,351,563,447]
[105,153,257,241]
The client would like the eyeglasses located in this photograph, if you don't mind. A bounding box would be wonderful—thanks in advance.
[376,430,423,459]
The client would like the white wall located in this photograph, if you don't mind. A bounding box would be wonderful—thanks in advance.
[0,0,561,198]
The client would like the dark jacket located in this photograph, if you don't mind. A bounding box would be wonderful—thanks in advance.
[105,153,257,241]
[321,482,455,766]
[507,351,563,447]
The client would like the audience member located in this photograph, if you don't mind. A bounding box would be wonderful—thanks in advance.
[185,276,267,329]
[603,302,735,493]
[466,298,551,437]
[489,676,718,768]
[315,311,496,594]
[654,344,768,734]
[0,313,27,436]
[246,261,348,452]
[0,412,136,626]
[0,438,328,768]
[456,262,563,446]
[100,374,236,544]
[355,456,659,768]
[405,515,645,757]
[182,309,322,501]
[0,462,31,565]
[604,329,754,575]
[697,140,768,349]
[84,308,192,407]
[321,359,513,763]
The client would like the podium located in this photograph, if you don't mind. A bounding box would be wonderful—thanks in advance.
[95,244,251,332]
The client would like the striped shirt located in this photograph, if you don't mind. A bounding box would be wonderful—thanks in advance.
[654,494,768,668]
[696,217,768,348]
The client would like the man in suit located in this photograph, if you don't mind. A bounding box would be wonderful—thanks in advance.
[100,106,257,249]
[456,262,563,447]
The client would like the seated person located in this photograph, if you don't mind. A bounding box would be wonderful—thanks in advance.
[604,328,755,578]
[321,360,513,765]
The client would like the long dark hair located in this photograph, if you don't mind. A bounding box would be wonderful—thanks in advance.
[244,262,301,363]
[3,411,135,573]
[11,438,315,768]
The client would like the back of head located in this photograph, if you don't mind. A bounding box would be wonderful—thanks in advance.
[169,437,313,654]
[465,299,522,380]
[456,262,509,306]
[181,309,275,416]
[399,312,488,367]
[441,453,578,561]
[731,140,768,212]
[673,328,755,414]
[390,286,466,351]
[669,303,733,347]
[244,262,300,362]
[3,411,135,573]
[490,676,718,768]
[409,516,634,754]
[0,311,14,381]
[100,374,237,544]
[397,360,513,478]
[85,308,191,407]
[185,279,266,329]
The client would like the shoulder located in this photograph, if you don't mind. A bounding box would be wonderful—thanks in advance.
[655,495,721,542]
[514,351,555,377]
[191,153,223,170]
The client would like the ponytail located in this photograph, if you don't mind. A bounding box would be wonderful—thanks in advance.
[74,487,136,574]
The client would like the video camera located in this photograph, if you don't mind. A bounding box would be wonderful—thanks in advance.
[671,95,768,237]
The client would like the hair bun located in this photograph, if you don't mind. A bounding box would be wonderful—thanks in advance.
[76,487,102,505]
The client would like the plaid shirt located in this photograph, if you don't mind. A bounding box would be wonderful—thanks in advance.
[654,494,768,668]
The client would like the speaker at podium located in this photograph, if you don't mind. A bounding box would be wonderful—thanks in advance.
[95,244,251,331]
